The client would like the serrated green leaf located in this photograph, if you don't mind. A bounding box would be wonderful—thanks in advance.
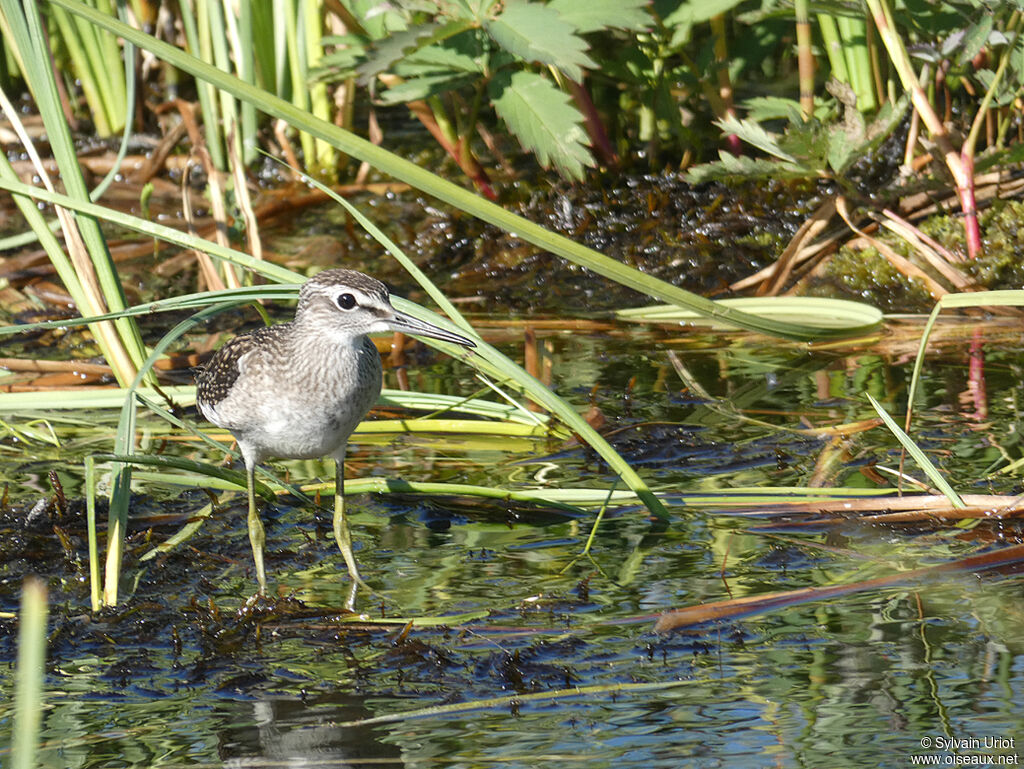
[377,72,479,104]
[715,114,796,162]
[314,35,369,80]
[489,69,592,180]
[743,96,815,123]
[663,0,745,26]
[313,53,364,81]
[826,128,859,175]
[548,0,650,33]
[483,1,595,81]
[395,0,448,13]
[357,23,431,83]
[684,153,812,184]
[974,68,996,91]
[402,31,486,74]
[320,33,366,48]
[350,0,409,38]
[943,15,993,67]
[824,97,867,175]
[357,20,474,85]
[778,120,831,167]
[863,93,909,147]
[447,0,500,19]
[973,68,1015,106]
[908,45,944,65]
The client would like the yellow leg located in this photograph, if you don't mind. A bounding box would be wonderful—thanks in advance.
[333,457,369,601]
[246,462,267,595]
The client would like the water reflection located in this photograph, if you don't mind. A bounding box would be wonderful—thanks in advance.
[219,694,401,767]
[2,324,1023,768]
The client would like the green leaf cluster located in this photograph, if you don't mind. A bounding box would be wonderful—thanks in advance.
[686,91,909,186]
[318,0,649,179]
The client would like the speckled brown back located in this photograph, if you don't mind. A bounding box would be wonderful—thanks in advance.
[196,325,288,411]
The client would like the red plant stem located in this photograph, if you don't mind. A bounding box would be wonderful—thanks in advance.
[968,327,988,421]
[866,0,980,257]
[403,97,498,201]
[567,78,618,167]
[711,14,742,155]
[957,152,983,259]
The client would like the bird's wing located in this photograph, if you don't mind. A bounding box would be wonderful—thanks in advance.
[195,327,278,416]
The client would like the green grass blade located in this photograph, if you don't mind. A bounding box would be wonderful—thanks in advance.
[51,4,113,134]
[233,0,258,164]
[389,298,669,520]
[180,0,224,169]
[48,0,881,342]
[95,453,276,500]
[283,0,314,166]
[204,0,242,176]
[378,390,553,427]
[0,175,668,519]
[865,393,965,508]
[289,168,665,518]
[84,456,101,612]
[300,0,335,177]
[0,175,299,284]
[0,8,136,253]
[618,296,883,329]
[136,502,214,563]
[11,577,47,769]
[1,0,149,384]
[102,296,272,604]
[0,385,197,412]
[103,392,134,606]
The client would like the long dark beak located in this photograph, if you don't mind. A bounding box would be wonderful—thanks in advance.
[388,310,476,348]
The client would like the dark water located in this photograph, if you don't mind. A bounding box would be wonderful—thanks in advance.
[2,310,1024,768]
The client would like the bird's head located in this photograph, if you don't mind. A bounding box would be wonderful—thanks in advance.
[296,269,476,348]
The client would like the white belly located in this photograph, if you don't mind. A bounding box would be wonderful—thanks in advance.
[204,335,382,463]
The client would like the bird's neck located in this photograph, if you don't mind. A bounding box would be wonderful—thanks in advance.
[288,316,367,353]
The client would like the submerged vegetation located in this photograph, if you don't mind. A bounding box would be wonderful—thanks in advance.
[1,0,1024,765]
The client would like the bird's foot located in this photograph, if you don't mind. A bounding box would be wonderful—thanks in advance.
[238,590,280,618]
[339,569,401,616]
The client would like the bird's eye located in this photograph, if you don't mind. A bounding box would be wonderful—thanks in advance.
[336,293,357,310]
